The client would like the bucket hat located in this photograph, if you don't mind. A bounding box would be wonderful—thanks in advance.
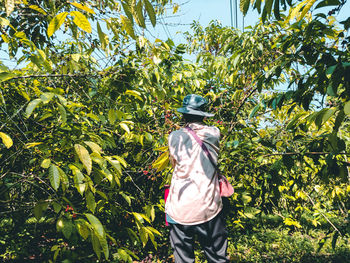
[177,94,214,117]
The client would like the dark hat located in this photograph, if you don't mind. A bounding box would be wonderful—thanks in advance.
[177,94,214,117]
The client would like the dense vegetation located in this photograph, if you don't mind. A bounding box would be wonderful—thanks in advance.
[1,0,350,262]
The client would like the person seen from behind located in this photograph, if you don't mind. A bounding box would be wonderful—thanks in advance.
[165,94,228,263]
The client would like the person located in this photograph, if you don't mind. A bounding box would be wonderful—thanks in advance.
[165,94,228,263]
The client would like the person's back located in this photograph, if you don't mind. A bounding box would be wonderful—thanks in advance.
[166,122,222,224]
[165,94,229,263]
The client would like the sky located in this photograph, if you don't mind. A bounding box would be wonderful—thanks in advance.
[1,0,350,69]
[150,0,350,43]
[150,0,260,42]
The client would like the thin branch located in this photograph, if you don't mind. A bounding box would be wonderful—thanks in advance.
[8,73,101,80]
[305,191,343,236]
[263,152,350,157]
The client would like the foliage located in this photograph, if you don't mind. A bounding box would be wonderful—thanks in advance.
[228,226,350,262]
[1,0,350,261]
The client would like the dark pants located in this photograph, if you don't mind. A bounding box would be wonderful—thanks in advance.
[169,212,228,263]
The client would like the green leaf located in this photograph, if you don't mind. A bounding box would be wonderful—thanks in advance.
[139,227,148,247]
[114,155,128,168]
[120,15,136,39]
[34,201,48,220]
[322,108,336,123]
[144,0,156,27]
[0,132,13,148]
[84,141,102,153]
[331,231,339,249]
[47,12,68,37]
[91,231,102,260]
[145,132,153,142]
[344,101,350,115]
[134,0,146,28]
[315,0,340,9]
[72,166,86,195]
[125,90,143,100]
[240,0,251,15]
[0,72,15,82]
[121,0,134,22]
[299,0,318,21]
[76,219,90,240]
[85,213,105,239]
[97,22,108,50]
[69,2,95,14]
[28,5,47,15]
[40,92,55,104]
[26,98,42,117]
[119,121,131,133]
[58,167,69,190]
[86,191,96,213]
[152,152,169,172]
[74,144,92,175]
[249,104,260,119]
[263,0,274,21]
[0,17,10,26]
[57,103,67,123]
[326,65,337,76]
[41,159,51,169]
[273,0,281,20]
[62,219,74,239]
[108,109,117,124]
[49,164,60,190]
[70,11,92,33]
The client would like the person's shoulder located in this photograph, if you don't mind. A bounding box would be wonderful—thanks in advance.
[203,124,220,133]
[169,128,186,139]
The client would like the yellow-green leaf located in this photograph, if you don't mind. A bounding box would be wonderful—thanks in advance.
[0,72,15,83]
[49,164,60,190]
[152,152,169,172]
[125,90,143,100]
[57,103,67,123]
[134,0,146,28]
[40,92,54,104]
[69,2,95,14]
[76,219,90,240]
[119,122,130,133]
[71,166,86,195]
[108,109,117,124]
[85,213,105,239]
[0,17,10,26]
[28,5,47,15]
[120,15,136,39]
[47,12,68,37]
[91,231,101,260]
[0,132,13,148]
[97,22,108,51]
[41,159,51,169]
[74,144,92,175]
[70,11,92,33]
[25,142,43,148]
[84,141,102,153]
[26,98,42,117]
[86,191,96,213]
[5,0,15,16]
[299,0,317,21]
[344,101,350,115]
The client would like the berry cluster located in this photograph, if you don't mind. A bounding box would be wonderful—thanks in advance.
[65,205,77,218]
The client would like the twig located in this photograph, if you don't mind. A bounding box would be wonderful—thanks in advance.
[263,152,350,157]
[304,191,342,236]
